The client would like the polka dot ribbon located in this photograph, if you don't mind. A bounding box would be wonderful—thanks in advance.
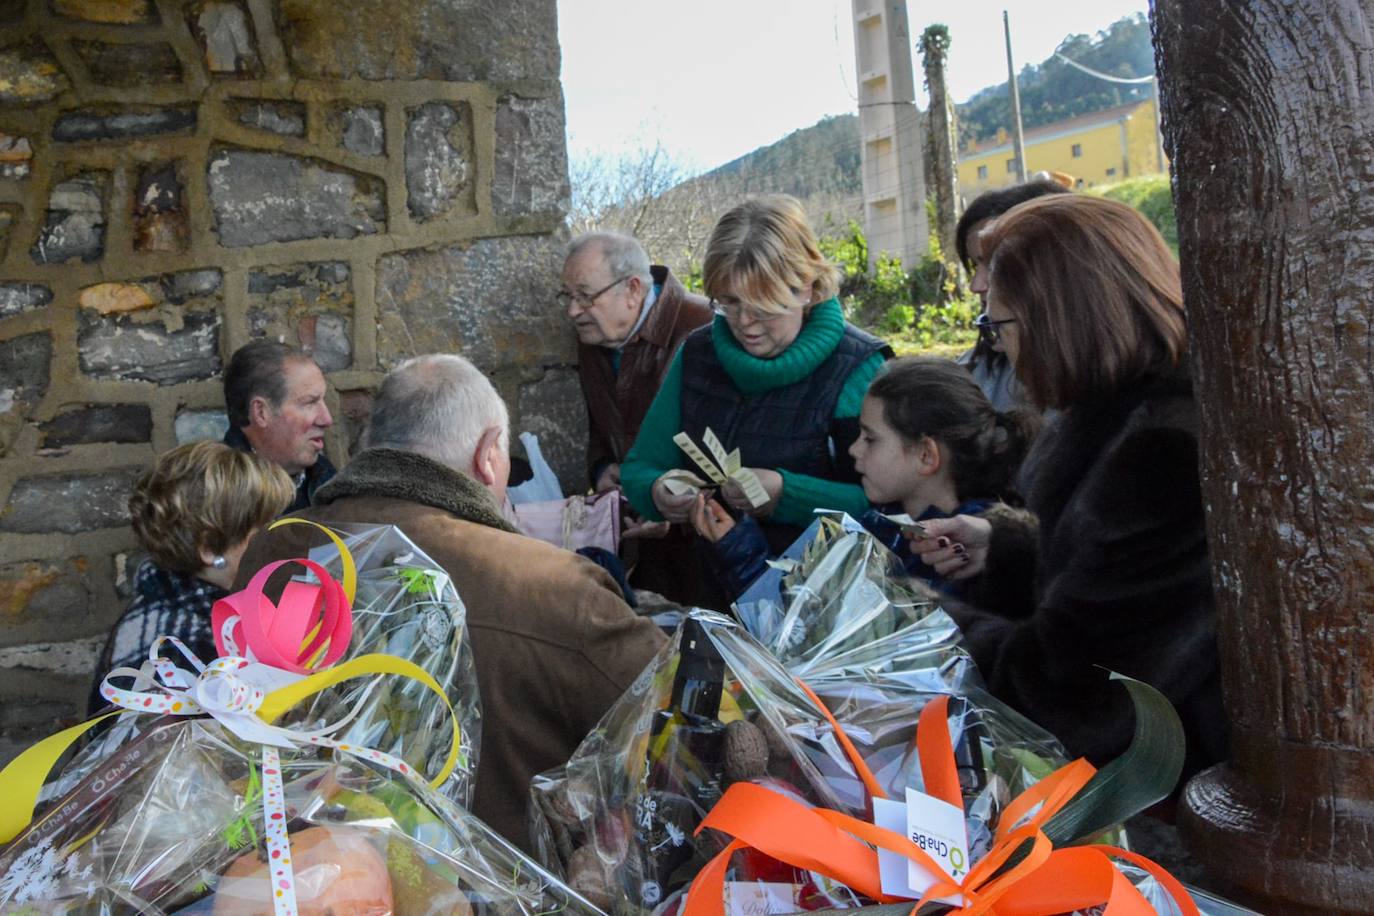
[97,637,427,916]
[0,517,461,910]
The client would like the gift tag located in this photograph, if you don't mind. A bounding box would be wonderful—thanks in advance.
[723,881,800,916]
[873,790,968,907]
[905,787,969,900]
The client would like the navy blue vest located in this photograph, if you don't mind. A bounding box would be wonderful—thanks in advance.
[678,322,891,485]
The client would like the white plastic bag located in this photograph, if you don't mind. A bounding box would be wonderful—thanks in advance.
[507,431,563,505]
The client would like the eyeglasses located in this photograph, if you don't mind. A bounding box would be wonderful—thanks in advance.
[558,276,630,311]
[710,299,794,325]
[974,312,1017,344]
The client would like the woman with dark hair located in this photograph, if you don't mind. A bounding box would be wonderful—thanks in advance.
[913,194,1226,782]
[955,179,1069,410]
[689,357,1038,603]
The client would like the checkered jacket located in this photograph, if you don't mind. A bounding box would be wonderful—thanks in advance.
[88,561,224,715]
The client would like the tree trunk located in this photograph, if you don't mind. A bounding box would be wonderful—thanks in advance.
[1153,2,1374,911]
[919,27,960,276]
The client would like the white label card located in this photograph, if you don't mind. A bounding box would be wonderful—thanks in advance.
[723,882,800,916]
[873,791,968,907]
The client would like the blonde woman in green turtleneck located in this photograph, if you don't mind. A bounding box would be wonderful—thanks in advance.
[621,195,891,609]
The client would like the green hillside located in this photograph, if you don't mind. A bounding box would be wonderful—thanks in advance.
[689,12,1154,196]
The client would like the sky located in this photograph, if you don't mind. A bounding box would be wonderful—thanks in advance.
[557,0,1152,174]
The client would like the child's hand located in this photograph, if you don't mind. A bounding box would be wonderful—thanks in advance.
[690,493,736,544]
[909,515,992,579]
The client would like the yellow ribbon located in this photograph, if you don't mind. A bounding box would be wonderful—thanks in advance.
[0,520,457,847]
[0,652,463,846]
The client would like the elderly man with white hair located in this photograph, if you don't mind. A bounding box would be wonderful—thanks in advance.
[562,232,712,603]
[235,354,664,852]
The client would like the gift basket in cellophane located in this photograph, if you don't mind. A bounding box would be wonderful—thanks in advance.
[529,610,1088,916]
[44,521,481,811]
[732,514,976,693]
[0,523,596,916]
[530,508,1234,916]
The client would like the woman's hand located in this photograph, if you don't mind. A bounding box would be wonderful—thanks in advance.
[651,473,698,524]
[909,515,993,580]
[690,493,736,543]
[721,469,783,518]
[594,462,621,493]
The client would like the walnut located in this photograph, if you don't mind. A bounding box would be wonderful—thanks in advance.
[724,718,770,783]
[567,843,617,911]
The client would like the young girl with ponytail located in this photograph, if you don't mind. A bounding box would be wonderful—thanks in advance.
[691,356,1037,599]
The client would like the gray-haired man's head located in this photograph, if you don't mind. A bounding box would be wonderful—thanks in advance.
[366,354,511,502]
[560,232,655,348]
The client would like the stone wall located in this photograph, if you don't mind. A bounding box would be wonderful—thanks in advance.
[0,0,578,760]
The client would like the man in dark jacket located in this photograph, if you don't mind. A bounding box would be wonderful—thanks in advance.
[222,340,335,513]
[235,354,664,852]
[563,233,712,492]
[562,233,712,599]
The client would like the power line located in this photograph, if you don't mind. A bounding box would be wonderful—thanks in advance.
[1053,53,1155,85]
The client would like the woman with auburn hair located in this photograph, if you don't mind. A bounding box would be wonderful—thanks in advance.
[89,441,294,712]
[621,194,892,609]
[912,193,1227,783]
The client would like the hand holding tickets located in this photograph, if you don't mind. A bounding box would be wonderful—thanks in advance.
[667,428,771,508]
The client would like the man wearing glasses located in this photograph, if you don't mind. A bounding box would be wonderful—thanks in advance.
[562,232,711,496]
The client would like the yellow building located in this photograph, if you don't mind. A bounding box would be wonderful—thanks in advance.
[956,98,1165,198]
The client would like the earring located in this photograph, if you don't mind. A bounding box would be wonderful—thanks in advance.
[211,555,228,570]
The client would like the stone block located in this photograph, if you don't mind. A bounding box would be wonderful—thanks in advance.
[0,133,31,179]
[174,408,228,444]
[71,40,182,86]
[0,468,141,533]
[0,558,93,632]
[337,388,372,455]
[339,105,383,157]
[207,148,385,247]
[0,282,52,320]
[79,310,220,385]
[493,93,569,220]
[405,101,474,222]
[230,98,305,137]
[51,0,158,24]
[190,0,260,76]
[79,269,219,316]
[0,332,52,415]
[31,171,106,265]
[52,105,197,142]
[246,261,353,371]
[133,161,188,253]
[0,40,70,104]
[0,636,104,675]
[375,235,569,371]
[0,204,17,260]
[39,404,153,447]
[277,0,558,82]
[518,368,586,495]
[161,268,222,304]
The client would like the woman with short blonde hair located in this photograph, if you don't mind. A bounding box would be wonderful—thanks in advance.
[91,442,293,709]
[621,194,892,609]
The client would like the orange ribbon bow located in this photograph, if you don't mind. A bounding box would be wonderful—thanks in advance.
[683,683,1199,916]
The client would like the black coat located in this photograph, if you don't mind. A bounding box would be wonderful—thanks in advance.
[947,367,1227,781]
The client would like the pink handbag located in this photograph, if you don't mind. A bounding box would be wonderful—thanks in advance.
[510,490,621,554]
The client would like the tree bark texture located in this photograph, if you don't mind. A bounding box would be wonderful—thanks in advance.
[920,27,960,270]
[1154,1,1374,910]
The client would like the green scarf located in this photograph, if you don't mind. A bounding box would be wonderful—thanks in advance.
[710,297,846,395]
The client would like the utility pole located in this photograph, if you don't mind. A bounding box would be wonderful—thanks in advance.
[851,0,929,272]
[1003,10,1027,182]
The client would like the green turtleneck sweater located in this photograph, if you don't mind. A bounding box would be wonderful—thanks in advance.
[621,297,886,527]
